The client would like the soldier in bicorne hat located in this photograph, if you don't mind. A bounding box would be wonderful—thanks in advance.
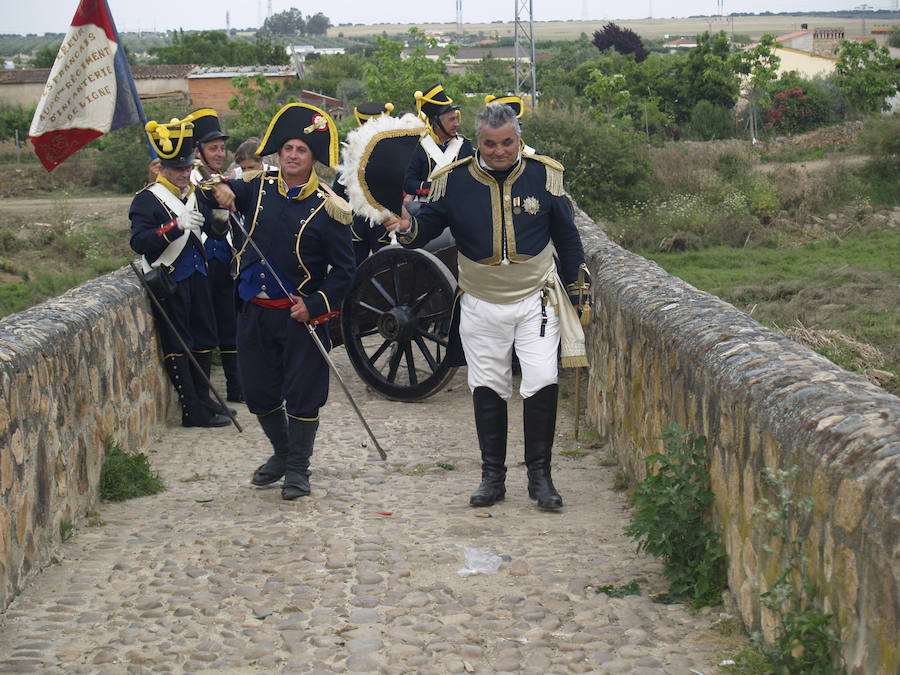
[201,103,355,500]
[187,108,243,407]
[402,84,473,201]
[130,117,230,428]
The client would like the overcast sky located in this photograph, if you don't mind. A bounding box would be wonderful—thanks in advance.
[3,1,873,34]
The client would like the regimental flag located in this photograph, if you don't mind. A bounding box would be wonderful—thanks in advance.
[28,0,144,172]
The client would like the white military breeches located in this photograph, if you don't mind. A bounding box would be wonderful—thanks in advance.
[458,290,559,400]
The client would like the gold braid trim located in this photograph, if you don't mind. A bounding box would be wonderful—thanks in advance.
[528,154,566,196]
[426,155,473,203]
[241,169,265,182]
[320,183,353,225]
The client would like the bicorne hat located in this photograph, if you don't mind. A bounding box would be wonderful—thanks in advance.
[145,117,195,168]
[187,108,229,144]
[484,94,525,118]
[256,103,339,167]
[354,101,394,126]
[415,84,459,120]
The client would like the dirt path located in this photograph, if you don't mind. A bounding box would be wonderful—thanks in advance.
[0,195,132,219]
[755,154,868,174]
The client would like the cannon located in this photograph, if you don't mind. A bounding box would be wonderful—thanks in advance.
[332,240,459,402]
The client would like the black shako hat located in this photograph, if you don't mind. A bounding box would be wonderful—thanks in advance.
[415,84,459,120]
[145,117,195,167]
[256,103,339,166]
[484,94,525,118]
[354,101,394,126]
[187,108,229,144]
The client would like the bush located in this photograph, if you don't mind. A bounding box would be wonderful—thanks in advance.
[685,101,734,140]
[857,114,900,205]
[99,438,164,502]
[525,108,651,218]
[0,105,35,143]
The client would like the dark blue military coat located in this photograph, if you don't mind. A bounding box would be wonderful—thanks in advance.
[219,169,356,320]
[399,153,585,286]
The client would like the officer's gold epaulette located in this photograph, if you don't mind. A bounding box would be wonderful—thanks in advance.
[241,169,266,182]
[427,155,474,202]
[526,154,566,196]
[319,183,353,225]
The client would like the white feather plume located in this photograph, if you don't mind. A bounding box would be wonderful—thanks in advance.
[335,113,426,225]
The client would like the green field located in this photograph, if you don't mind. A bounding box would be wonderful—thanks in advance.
[644,228,900,391]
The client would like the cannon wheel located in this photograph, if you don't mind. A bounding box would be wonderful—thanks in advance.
[341,247,458,401]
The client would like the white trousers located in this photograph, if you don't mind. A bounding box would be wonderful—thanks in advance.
[459,290,559,400]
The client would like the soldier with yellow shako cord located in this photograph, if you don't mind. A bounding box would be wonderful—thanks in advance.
[386,101,591,511]
[200,103,355,500]
[129,117,231,429]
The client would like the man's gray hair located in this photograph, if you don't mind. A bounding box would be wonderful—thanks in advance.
[475,102,521,140]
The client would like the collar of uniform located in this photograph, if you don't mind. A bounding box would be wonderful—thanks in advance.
[475,151,523,176]
[277,168,320,201]
[156,175,194,200]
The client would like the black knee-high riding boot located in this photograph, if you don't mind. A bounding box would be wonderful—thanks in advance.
[469,387,508,507]
[251,408,290,486]
[524,384,563,510]
[282,418,318,500]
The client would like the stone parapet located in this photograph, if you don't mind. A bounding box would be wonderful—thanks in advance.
[0,267,174,610]
[575,208,899,674]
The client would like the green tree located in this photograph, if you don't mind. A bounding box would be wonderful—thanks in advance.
[298,53,365,98]
[151,30,288,66]
[227,74,283,146]
[31,42,60,67]
[363,29,452,106]
[832,39,900,115]
[306,12,332,37]
[734,34,781,141]
[889,26,900,49]
[676,31,740,125]
[260,8,305,36]
[459,54,513,94]
[0,105,36,142]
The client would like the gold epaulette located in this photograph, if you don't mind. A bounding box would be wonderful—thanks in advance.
[241,169,266,182]
[527,154,566,196]
[319,183,353,225]
[427,155,473,202]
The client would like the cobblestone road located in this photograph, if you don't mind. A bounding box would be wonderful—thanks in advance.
[0,354,741,674]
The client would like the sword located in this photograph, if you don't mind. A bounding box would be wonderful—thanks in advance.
[128,261,243,433]
[199,167,387,460]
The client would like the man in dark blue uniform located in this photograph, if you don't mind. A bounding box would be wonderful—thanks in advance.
[402,84,473,201]
[387,102,591,511]
[188,108,243,404]
[130,117,230,428]
[202,103,355,500]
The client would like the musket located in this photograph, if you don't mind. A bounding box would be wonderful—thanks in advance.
[198,165,388,460]
[128,261,243,433]
[572,264,592,440]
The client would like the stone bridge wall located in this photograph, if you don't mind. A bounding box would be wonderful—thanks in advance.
[575,210,899,674]
[0,268,174,610]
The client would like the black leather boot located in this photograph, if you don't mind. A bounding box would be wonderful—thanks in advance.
[220,348,244,403]
[251,408,289,486]
[192,349,236,417]
[524,384,563,510]
[469,387,508,507]
[282,418,318,500]
[164,355,230,428]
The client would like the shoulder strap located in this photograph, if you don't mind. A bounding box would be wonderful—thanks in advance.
[145,183,194,268]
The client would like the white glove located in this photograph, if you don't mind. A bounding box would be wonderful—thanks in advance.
[178,210,204,234]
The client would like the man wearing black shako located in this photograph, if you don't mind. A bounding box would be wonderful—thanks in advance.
[201,103,355,500]
[386,101,591,511]
[130,116,231,429]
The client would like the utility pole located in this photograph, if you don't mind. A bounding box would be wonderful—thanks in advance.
[514,0,537,108]
[456,0,463,35]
